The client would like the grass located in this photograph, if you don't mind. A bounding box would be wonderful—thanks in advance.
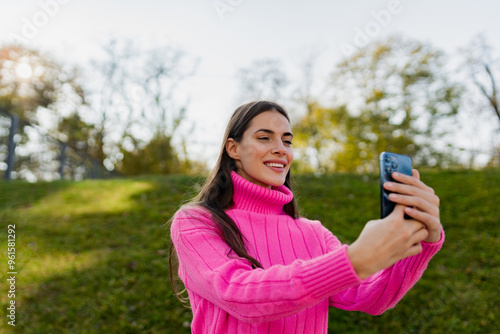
[0,169,498,333]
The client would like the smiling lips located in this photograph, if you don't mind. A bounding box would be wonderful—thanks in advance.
[264,161,286,171]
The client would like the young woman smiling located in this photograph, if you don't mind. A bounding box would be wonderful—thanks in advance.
[169,101,443,333]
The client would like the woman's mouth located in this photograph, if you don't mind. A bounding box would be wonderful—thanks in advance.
[265,162,285,168]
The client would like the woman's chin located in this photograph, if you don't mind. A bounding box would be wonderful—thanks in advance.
[261,176,287,188]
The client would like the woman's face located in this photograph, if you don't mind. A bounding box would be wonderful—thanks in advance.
[226,110,293,188]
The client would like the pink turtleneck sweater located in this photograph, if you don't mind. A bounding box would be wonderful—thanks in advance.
[170,171,444,333]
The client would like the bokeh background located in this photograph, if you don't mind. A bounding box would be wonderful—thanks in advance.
[0,1,499,333]
[0,0,499,179]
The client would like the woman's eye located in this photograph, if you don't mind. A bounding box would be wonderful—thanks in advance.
[284,140,293,146]
[258,137,269,141]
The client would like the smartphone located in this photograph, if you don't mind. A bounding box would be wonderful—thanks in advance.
[379,152,413,219]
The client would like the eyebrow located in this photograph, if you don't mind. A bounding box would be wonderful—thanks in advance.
[254,128,293,138]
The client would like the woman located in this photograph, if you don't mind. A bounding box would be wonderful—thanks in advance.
[169,101,444,333]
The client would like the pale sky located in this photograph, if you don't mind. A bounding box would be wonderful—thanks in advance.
[1,0,499,166]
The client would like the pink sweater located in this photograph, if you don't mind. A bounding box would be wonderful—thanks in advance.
[170,171,444,333]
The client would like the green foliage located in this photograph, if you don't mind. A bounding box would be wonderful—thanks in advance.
[0,45,85,123]
[294,36,463,173]
[118,134,180,175]
[0,45,95,180]
[90,40,198,175]
[0,42,198,180]
[117,131,208,176]
[293,103,416,173]
[0,169,498,333]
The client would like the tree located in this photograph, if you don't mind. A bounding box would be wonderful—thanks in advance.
[0,45,85,123]
[462,35,500,167]
[465,35,500,123]
[289,44,326,116]
[55,111,102,179]
[0,44,88,180]
[118,133,178,175]
[87,38,136,173]
[236,59,288,103]
[294,36,463,173]
[89,38,198,175]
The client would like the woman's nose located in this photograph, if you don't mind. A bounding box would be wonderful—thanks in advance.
[272,147,286,156]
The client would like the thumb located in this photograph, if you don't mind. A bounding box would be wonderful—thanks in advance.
[388,204,406,219]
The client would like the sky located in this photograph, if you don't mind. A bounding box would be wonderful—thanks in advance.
[1,0,499,167]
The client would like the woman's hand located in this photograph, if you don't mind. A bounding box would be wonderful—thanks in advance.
[384,169,442,243]
[347,205,428,279]
[347,169,442,279]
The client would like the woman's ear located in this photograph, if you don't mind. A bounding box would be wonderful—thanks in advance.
[225,138,240,160]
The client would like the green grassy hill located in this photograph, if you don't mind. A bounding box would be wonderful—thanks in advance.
[0,170,498,333]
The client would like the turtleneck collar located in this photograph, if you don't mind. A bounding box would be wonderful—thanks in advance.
[229,171,294,215]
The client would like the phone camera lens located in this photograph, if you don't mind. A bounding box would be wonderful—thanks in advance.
[391,161,398,169]
[385,156,391,163]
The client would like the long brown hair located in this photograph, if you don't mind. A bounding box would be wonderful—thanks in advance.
[169,101,299,305]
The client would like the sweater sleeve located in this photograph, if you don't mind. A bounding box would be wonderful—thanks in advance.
[170,207,362,324]
[328,227,445,315]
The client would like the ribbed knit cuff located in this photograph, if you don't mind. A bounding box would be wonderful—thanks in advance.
[300,245,362,300]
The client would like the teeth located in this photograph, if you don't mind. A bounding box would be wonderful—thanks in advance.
[266,163,285,168]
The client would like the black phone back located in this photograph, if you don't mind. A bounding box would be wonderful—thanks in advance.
[380,152,413,219]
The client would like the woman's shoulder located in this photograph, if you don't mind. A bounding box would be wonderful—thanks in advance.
[174,203,210,218]
[295,216,340,240]
[295,215,323,228]
[290,216,342,250]
[171,204,217,234]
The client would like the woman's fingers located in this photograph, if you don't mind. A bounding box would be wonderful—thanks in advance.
[388,205,430,241]
[389,191,440,225]
[348,202,437,279]
[388,171,435,195]
[387,202,406,218]
[406,239,424,257]
[384,169,442,243]
[409,220,429,242]
[404,207,442,243]
[406,222,427,256]
[389,192,439,216]
[384,171,440,212]
[404,206,440,226]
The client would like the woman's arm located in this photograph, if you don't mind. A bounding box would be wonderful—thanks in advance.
[347,169,442,279]
[329,229,444,315]
[171,208,362,324]
[329,169,444,314]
